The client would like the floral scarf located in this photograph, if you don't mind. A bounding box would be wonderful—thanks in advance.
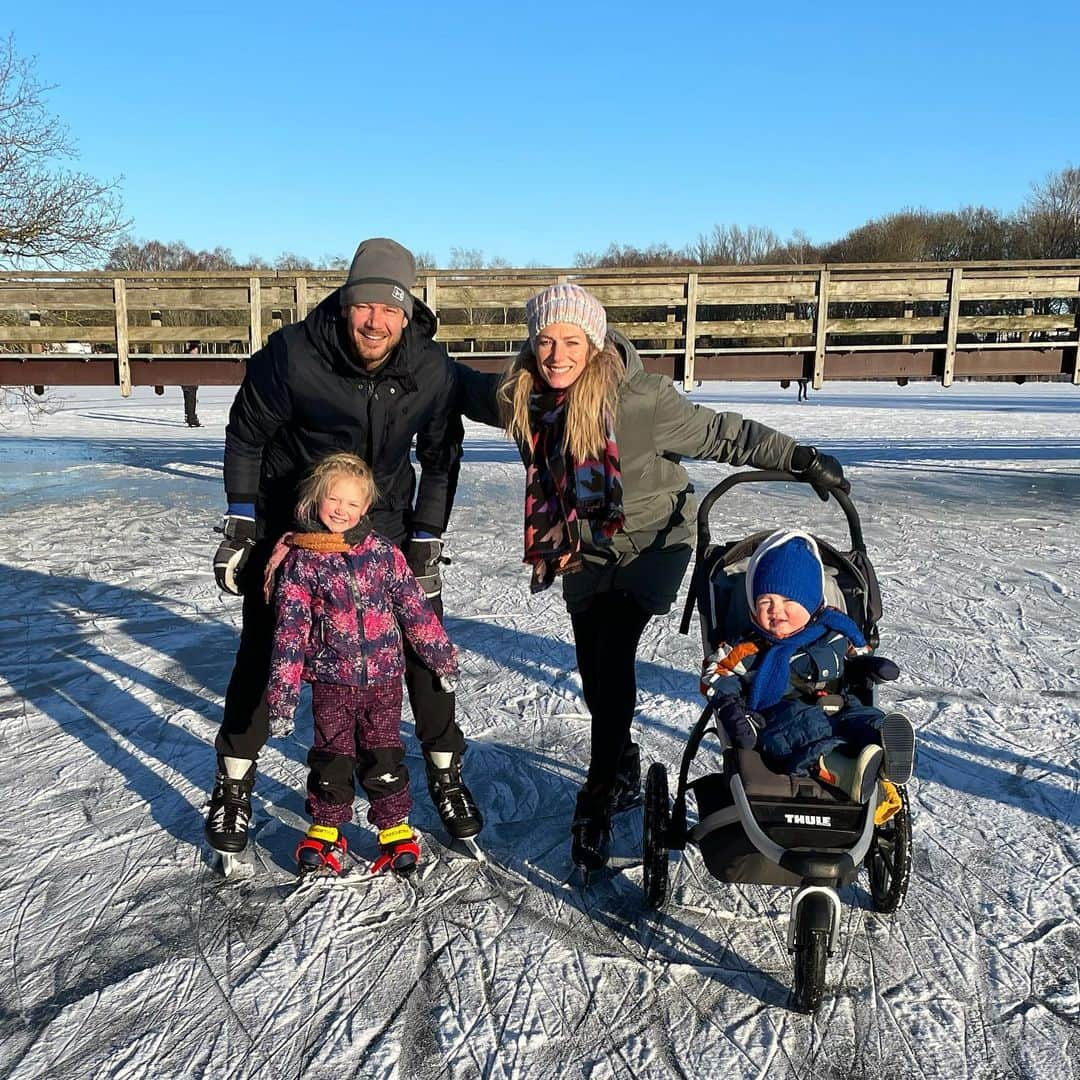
[523,383,625,593]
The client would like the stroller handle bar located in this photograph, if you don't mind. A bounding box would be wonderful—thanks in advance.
[695,470,867,555]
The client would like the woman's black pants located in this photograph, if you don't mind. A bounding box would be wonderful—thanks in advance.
[570,588,652,814]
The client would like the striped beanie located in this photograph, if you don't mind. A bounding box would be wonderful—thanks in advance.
[525,284,607,351]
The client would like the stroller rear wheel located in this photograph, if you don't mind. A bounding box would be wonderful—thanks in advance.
[642,763,670,909]
[867,784,912,914]
[791,893,832,1013]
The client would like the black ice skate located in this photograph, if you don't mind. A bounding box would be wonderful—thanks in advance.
[610,742,642,814]
[571,793,612,883]
[205,759,255,854]
[427,759,483,850]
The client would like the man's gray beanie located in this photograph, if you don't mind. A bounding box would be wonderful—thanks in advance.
[340,237,416,317]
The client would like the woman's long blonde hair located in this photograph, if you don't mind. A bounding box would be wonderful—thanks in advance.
[294,452,378,526]
[497,339,624,461]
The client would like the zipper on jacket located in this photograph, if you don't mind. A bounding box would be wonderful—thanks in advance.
[343,552,368,686]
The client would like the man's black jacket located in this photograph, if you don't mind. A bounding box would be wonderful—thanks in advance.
[223,290,460,542]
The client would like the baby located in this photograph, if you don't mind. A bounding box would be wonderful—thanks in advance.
[700,528,914,802]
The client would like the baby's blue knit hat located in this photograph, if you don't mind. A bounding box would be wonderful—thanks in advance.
[747,530,824,614]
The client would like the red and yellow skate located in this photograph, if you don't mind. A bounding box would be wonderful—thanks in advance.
[295,824,347,877]
[371,823,420,876]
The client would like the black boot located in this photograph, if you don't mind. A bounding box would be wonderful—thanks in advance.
[571,791,612,872]
[610,741,641,813]
[205,759,256,853]
[426,759,483,840]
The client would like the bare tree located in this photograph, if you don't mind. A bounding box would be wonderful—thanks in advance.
[692,224,784,265]
[574,242,688,268]
[0,34,127,267]
[1018,166,1080,259]
[106,237,239,272]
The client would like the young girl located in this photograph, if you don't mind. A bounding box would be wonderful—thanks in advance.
[265,452,458,877]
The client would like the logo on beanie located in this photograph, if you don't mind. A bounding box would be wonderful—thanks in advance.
[392,286,405,303]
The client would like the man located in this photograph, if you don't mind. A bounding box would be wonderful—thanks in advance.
[206,238,482,856]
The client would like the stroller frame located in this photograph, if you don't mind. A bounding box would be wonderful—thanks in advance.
[642,470,912,1012]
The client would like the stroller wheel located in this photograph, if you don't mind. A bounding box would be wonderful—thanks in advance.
[867,784,912,914]
[791,899,830,1014]
[642,763,670,910]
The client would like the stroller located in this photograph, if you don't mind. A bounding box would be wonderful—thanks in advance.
[641,470,913,1012]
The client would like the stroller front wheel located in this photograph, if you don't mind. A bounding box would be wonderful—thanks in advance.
[642,763,670,909]
[867,784,912,914]
[791,892,833,1013]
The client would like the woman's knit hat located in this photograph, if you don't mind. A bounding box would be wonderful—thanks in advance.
[525,283,607,351]
[745,528,825,614]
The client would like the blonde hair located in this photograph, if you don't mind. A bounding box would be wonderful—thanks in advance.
[497,339,624,461]
[294,452,378,525]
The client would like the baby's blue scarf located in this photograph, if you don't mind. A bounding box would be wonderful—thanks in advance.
[747,607,866,712]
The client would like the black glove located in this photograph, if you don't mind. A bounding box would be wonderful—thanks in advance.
[791,445,849,501]
[405,536,447,598]
[213,513,256,595]
[710,697,762,750]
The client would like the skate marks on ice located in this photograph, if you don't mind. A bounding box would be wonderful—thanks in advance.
[0,387,1078,1077]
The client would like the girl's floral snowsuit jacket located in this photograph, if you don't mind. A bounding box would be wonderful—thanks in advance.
[266,530,457,728]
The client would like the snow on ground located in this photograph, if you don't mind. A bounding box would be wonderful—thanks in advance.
[0,380,1076,1079]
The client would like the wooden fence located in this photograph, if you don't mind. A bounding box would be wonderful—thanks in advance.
[1,261,1078,394]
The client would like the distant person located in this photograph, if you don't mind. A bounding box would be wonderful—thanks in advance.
[205,238,482,862]
[797,377,809,402]
[182,342,201,427]
[265,452,458,878]
[453,283,849,874]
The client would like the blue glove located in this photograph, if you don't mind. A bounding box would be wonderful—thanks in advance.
[710,697,762,750]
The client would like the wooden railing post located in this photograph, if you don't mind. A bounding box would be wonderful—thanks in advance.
[943,267,963,387]
[683,271,698,391]
[426,274,438,330]
[295,276,309,321]
[113,278,131,396]
[902,301,914,346]
[812,269,830,388]
[249,276,262,355]
[29,311,42,355]
[1072,283,1080,385]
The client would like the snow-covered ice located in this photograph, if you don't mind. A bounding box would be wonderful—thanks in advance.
[0,380,1076,1079]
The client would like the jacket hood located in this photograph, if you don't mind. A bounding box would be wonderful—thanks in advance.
[608,327,644,377]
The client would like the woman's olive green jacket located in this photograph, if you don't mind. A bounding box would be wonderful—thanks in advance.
[454,330,799,615]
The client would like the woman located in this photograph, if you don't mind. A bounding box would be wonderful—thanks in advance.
[455,283,847,872]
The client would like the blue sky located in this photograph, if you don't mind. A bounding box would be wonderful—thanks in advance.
[9,2,1078,267]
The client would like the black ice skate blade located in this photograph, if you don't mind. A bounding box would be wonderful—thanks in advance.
[213,847,255,881]
[428,832,486,863]
[454,837,486,862]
